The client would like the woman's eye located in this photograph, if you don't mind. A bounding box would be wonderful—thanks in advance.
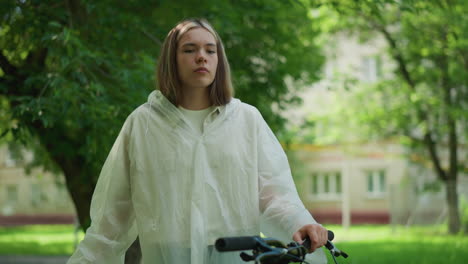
[184,50,194,53]
[207,50,216,54]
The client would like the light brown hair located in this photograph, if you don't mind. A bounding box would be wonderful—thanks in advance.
[156,18,233,106]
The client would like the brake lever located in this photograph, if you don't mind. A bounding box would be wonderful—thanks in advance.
[240,252,256,261]
[325,240,349,258]
[302,231,348,258]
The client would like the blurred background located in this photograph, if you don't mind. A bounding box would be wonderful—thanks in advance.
[0,0,467,263]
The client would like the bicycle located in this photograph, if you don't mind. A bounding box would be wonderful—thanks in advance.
[215,230,348,264]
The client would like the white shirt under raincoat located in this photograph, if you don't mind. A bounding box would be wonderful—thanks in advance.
[67,91,326,264]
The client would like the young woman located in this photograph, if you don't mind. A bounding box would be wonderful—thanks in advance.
[67,18,328,264]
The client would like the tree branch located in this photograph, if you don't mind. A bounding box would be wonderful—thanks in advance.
[66,0,87,28]
[140,29,163,47]
[424,132,448,181]
[365,17,416,88]
[438,30,459,182]
[358,5,454,184]
[360,9,431,125]
[0,51,18,77]
[25,48,48,69]
[447,112,458,181]
[0,53,26,98]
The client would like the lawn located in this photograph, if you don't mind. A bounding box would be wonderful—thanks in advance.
[323,225,468,264]
[1,224,467,264]
[0,225,83,256]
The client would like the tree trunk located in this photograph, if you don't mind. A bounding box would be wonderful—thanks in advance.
[62,160,141,263]
[64,172,93,231]
[125,238,142,264]
[446,179,461,234]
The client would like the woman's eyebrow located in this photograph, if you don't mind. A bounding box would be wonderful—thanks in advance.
[181,42,217,48]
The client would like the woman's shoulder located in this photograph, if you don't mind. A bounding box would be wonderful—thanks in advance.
[119,104,146,123]
[130,103,152,118]
[232,98,262,118]
[119,103,156,129]
[227,99,266,128]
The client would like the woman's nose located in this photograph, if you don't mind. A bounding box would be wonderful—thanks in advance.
[196,52,207,63]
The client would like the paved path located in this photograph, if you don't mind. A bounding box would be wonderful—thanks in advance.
[0,256,69,264]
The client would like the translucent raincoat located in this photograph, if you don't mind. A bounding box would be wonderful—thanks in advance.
[67,91,326,264]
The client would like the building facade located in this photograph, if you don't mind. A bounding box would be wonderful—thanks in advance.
[0,145,75,225]
[288,142,458,226]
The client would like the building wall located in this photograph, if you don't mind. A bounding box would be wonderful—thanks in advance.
[289,141,468,225]
[290,142,414,224]
[0,146,76,225]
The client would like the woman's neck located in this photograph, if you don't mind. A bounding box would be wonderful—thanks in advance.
[179,88,211,110]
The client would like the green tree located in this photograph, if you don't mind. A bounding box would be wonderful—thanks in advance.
[311,0,467,233]
[0,0,324,233]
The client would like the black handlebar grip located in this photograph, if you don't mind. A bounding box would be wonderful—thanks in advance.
[215,236,260,252]
[302,230,335,250]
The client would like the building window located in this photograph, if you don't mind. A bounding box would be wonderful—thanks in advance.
[336,173,342,193]
[4,151,17,167]
[361,56,380,83]
[312,173,318,195]
[6,184,18,204]
[310,172,342,199]
[367,170,386,196]
[324,174,330,193]
[56,183,69,207]
[31,183,41,207]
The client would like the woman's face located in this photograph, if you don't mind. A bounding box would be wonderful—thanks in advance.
[177,27,218,92]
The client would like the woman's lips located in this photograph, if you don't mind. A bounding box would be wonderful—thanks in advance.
[194,67,209,73]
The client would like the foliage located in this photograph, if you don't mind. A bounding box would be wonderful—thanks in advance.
[0,0,324,231]
[307,0,468,144]
[304,0,467,233]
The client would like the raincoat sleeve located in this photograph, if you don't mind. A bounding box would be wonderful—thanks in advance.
[256,112,318,237]
[256,112,327,263]
[67,118,138,264]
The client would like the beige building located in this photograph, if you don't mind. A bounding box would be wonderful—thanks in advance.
[0,145,75,225]
[288,142,457,226]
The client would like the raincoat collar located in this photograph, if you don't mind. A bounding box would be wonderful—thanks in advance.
[147,90,239,129]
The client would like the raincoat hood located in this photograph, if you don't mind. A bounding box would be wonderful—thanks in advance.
[147,90,240,129]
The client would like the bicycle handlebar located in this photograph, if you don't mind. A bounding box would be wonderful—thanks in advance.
[215,230,348,264]
[216,231,334,252]
[215,236,262,252]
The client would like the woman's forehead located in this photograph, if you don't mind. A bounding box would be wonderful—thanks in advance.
[178,27,216,47]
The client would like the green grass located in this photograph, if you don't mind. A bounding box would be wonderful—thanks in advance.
[323,225,468,264]
[1,224,467,264]
[0,225,83,256]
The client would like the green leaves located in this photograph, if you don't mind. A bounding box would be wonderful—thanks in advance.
[1,0,326,229]
[307,0,467,144]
